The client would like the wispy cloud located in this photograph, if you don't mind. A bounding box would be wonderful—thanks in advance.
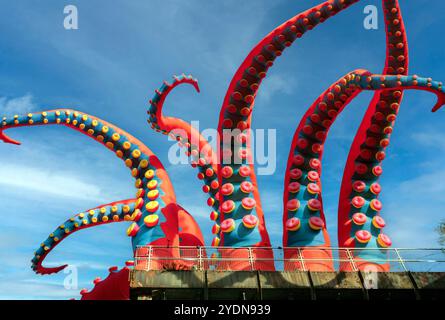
[1,0,445,299]
[383,165,445,247]
[0,162,114,203]
[0,94,37,116]
[47,260,112,272]
[0,280,77,300]
[411,131,445,151]
[397,169,445,203]
[257,74,298,102]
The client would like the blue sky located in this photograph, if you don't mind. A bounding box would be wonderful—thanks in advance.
[0,0,444,299]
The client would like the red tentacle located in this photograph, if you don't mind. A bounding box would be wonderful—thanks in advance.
[338,0,410,271]
[33,199,137,275]
[147,75,221,235]
[80,265,130,300]
[214,1,360,266]
[1,109,183,268]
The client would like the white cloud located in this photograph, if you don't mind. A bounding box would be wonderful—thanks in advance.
[382,166,445,248]
[411,131,445,151]
[0,162,114,203]
[0,94,37,116]
[46,260,112,272]
[397,169,445,202]
[257,74,298,102]
[0,280,77,300]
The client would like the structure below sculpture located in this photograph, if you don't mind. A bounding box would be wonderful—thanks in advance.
[1,0,445,299]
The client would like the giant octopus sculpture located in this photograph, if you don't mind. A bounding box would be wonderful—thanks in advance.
[1,0,445,299]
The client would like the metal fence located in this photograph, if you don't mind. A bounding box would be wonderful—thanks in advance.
[133,246,445,272]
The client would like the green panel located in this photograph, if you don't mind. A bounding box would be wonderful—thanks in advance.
[207,271,259,289]
[310,272,363,289]
[360,271,414,289]
[130,270,205,288]
[259,271,310,289]
[411,272,445,289]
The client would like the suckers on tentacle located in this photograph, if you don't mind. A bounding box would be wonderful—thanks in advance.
[1,109,182,270]
[216,0,361,254]
[147,74,222,235]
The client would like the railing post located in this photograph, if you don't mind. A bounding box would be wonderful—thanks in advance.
[248,247,255,271]
[147,246,153,271]
[134,246,139,270]
[296,247,307,271]
[394,248,409,272]
[198,246,203,271]
[346,248,358,272]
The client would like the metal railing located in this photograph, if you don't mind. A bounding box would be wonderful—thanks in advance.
[133,246,445,272]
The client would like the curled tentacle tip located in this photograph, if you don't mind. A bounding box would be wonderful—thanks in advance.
[108,266,118,272]
[125,260,135,266]
[432,95,445,112]
[35,264,68,275]
[172,74,200,93]
[0,131,21,145]
[193,81,201,93]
